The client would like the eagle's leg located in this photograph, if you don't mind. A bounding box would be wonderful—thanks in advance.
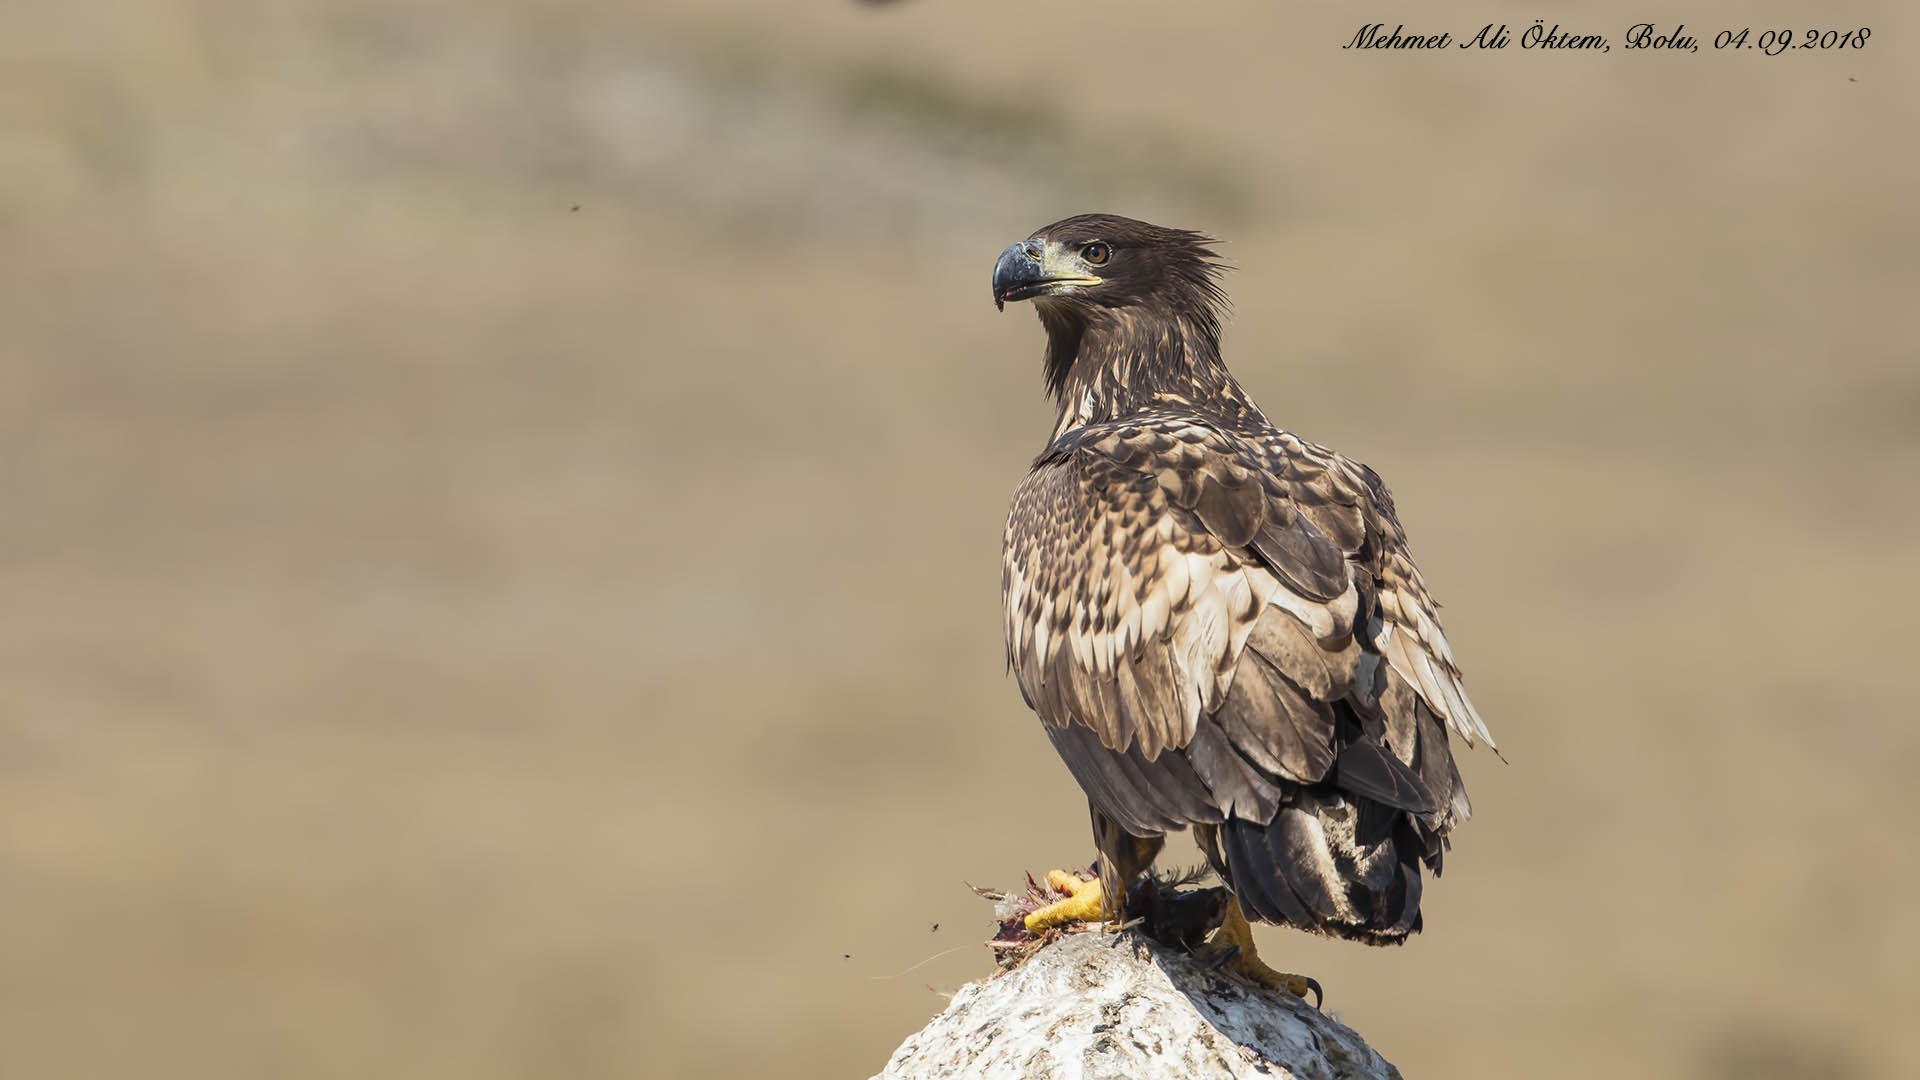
[1024,807,1165,934]
[1022,870,1106,932]
[1205,895,1324,1007]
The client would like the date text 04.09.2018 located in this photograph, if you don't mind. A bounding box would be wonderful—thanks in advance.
[1344,22,1872,54]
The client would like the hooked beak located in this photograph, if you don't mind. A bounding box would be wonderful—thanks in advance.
[992,240,1100,311]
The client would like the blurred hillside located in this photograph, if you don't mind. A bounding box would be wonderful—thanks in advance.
[2,2,1917,1078]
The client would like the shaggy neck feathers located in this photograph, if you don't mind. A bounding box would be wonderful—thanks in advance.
[1041,306,1253,443]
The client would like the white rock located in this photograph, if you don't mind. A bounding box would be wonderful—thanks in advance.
[873,931,1402,1080]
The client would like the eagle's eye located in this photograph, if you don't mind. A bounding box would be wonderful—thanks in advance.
[1080,242,1111,266]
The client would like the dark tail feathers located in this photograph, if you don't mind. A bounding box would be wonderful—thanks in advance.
[1212,791,1432,945]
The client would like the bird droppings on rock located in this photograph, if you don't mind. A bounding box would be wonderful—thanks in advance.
[872,931,1402,1080]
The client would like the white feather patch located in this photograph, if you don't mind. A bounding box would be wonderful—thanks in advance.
[1265,579,1355,641]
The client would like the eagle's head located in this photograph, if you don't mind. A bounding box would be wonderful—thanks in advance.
[992,213,1228,328]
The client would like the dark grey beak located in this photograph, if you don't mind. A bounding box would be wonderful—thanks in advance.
[992,241,1044,311]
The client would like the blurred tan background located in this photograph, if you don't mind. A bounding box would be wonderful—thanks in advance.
[3,1,1917,1077]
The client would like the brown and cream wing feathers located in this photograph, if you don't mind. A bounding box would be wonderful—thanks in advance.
[1002,414,1488,837]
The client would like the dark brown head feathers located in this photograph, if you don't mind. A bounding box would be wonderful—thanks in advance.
[1027,213,1231,340]
[1002,214,1236,407]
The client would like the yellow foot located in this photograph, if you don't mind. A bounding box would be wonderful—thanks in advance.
[1023,870,1107,933]
[1204,896,1323,1007]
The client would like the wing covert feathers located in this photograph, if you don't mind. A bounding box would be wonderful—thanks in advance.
[1004,413,1492,943]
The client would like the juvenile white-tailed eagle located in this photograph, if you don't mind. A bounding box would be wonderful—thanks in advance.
[994,214,1497,999]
